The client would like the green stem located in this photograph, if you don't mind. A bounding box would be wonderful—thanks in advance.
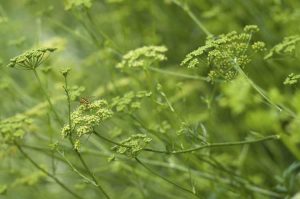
[135,157,201,198]
[15,143,83,199]
[85,9,122,55]
[171,0,212,37]
[143,135,280,154]
[149,66,209,81]
[33,69,64,125]
[234,62,297,118]
[21,144,281,198]
[64,76,110,199]
[94,130,279,155]
[57,150,98,186]
[93,130,129,148]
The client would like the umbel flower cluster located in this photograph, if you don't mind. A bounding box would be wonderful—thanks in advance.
[64,0,92,10]
[181,25,266,81]
[111,91,152,113]
[7,47,57,70]
[112,134,152,158]
[117,46,168,70]
[0,114,32,145]
[264,35,300,59]
[62,100,113,148]
[283,73,300,85]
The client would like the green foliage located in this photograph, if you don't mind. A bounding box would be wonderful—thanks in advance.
[1,0,300,198]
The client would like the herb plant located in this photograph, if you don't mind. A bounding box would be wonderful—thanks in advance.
[0,0,300,199]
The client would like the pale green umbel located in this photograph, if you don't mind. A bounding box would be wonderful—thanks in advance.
[7,47,57,70]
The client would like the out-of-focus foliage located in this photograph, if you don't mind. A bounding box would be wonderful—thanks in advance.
[0,0,300,198]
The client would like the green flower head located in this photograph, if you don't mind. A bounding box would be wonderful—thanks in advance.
[7,47,57,70]
[181,25,263,82]
[112,134,152,158]
[0,114,32,145]
[117,46,168,70]
[111,91,152,113]
[62,99,113,138]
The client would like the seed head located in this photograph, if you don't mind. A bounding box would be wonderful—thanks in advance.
[7,47,57,70]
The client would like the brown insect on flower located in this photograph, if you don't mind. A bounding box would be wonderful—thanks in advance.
[79,96,96,106]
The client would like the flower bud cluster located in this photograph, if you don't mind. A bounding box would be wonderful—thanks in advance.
[264,35,300,59]
[112,134,152,158]
[181,25,265,81]
[117,46,168,70]
[111,91,152,113]
[0,114,32,144]
[62,100,113,145]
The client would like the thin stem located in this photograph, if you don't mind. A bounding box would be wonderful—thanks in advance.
[135,157,201,198]
[33,69,64,125]
[15,143,83,199]
[46,17,93,45]
[94,130,279,155]
[143,135,280,154]
[57,150,98,186]
[93,130,129,148]
[234,62,290,114]
[85,9,122,55]
[149,66,209,81]
[171,0,212,37]
[63,76,111,199]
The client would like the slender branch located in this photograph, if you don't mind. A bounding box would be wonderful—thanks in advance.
[149,66,209,81]
[57,150,98,186]
[33,69,64,125]
[94,130,279,155]
[93,130,129,148]
[143,135,280,154]
[15,143,83,199]
[171,0,212,36]
[135,157,201,198]
[63,75,111,199]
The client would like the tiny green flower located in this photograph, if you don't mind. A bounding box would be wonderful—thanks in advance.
[117,46,168,70]
[283,73,300,85]
[74,140,81,151]
[111,91,152,113]
[252,41,267,52]
[264,35,300,59]
[243,25,260,33]
[0,114,32,145]
[181,25,263,82]
[62,99,113,139]
[64,0,93,10]
[112,134,152,158]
